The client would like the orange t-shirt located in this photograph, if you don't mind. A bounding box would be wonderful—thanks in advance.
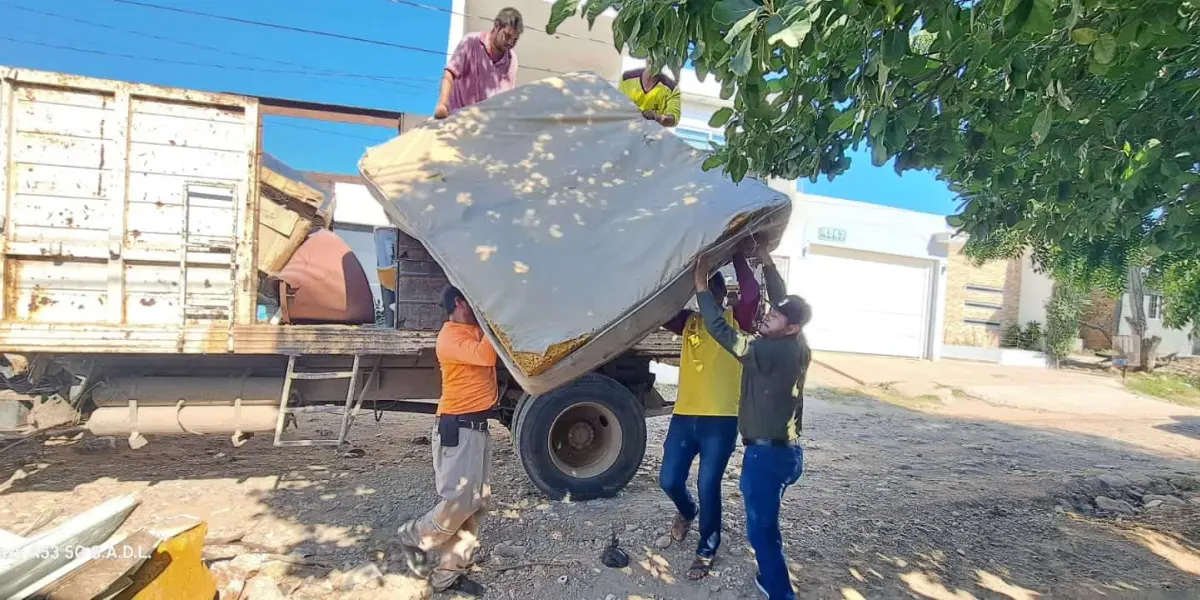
[435,321,498,415]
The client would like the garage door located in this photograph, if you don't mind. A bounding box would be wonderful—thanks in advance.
[796,246,933,358]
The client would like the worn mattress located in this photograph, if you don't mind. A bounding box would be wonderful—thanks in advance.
[359,71,791,395]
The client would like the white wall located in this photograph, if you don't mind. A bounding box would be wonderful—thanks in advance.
[773,193,951,360]
[1117,294,1194,357]
[1017,254,1054,326]
[329,181,393,309]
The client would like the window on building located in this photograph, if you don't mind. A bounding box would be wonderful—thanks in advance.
[771,255,790,283]
[1148,294,1163,319]
[674,127,726,151]
[963,318,1002,327]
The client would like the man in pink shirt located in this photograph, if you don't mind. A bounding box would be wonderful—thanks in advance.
[434,8,522,118]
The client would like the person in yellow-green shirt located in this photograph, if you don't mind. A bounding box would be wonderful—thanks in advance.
[619,61,681,127]
[659,240,760,580]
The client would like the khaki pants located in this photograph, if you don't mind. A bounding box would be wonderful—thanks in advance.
[399,424,492,590]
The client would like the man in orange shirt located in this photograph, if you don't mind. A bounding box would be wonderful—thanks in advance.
[396,286,498,597]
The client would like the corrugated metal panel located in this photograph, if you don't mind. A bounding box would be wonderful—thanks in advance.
[0,67,257,328]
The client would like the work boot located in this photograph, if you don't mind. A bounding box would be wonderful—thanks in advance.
[440,575,486,597]
[393,521,433,577]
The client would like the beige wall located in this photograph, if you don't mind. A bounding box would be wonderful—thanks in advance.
[943,243,1023,347]
[461,0,621,86]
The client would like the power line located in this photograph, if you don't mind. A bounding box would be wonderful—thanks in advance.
[384,0,614,47]
[269,119,391,142]
[0,35,427,96]
[0,1,437,86]
[107,0,566,76]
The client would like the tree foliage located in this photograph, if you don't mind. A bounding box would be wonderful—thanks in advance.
[1044,280,1089,365]
[549,0,1200,325]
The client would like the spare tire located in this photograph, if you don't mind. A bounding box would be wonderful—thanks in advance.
[514,373,646,501]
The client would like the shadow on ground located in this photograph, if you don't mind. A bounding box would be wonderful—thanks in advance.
[2,388,1199,599]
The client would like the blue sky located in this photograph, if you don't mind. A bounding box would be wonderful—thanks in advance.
[0,0,959,216]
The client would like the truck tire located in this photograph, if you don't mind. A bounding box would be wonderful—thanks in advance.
[514,373,646,501]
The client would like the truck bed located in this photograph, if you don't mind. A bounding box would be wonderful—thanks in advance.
[0,322,681,358]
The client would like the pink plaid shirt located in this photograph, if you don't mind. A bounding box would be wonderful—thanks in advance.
[446,32,518,112]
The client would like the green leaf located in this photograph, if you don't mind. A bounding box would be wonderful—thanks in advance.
[881,28,909,66]
[868,112,887,139]
[1023,0,1055,35]
[731,33,754,76]
[709,107,734,128]
[701,154,724,171]
[946,215,965,228]
[713,0,759,25]
[1092,33,1117,64]
[1070,28,1099,45]
[886,119,908,150]
[1002,0,1024,17]
[767,18,812,48]
[724,9,761,43]
[830,110,857,132]
[1066,0,1082,30]
[546,0,578,35]
[871,142,889,167]
[1032,105,1052,146]
[584,0,617,27]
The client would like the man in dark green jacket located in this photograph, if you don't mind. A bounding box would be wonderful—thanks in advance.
[694,245,811,600]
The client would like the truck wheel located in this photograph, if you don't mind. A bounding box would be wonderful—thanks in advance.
[514,373,646,501]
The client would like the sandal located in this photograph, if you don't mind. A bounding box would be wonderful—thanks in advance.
[671,513,692,542]
[686,555,713,580]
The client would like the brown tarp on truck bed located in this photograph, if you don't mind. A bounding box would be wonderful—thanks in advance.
[359,71,790,394]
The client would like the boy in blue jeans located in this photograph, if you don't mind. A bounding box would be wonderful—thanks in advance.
[694,247,811,600]
[660,243,759,580]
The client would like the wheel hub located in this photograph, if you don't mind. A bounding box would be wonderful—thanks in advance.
[566,421,595,449]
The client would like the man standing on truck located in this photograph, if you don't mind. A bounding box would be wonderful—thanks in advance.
[396,286,499,597]
[433,8,523,119]
[618,59,681,127]
[659,242,759,580]
[694,247,811,600]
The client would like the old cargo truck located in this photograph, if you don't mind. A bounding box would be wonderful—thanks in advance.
[0,66,681,500]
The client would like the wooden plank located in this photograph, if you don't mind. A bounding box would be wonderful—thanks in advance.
[108,91,130,323]
[2,67,253,112]
[0,323,681,357]
[128,111,246,151]
[13,98,111,138]
[0,76,12,322]
[234,100,259,326]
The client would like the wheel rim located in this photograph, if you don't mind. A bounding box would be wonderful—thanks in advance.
[546,401,623,479]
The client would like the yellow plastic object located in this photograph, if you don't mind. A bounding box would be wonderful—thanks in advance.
[115,519,217,600]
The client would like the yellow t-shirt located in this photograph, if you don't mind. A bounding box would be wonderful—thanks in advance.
[619,71,682,122]
[674,310,741,416]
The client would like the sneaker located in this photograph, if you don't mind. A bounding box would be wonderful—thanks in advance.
[393,521,433,577]
[442,575,486,597]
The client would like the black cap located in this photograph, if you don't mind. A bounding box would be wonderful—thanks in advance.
[441,286,465,314]
[775,295,810,327]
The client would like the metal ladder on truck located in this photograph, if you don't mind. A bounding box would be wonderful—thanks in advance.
[272,355,382,447]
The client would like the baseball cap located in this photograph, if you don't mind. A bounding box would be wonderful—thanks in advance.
[441,286,465,314]
[775,295,811,327]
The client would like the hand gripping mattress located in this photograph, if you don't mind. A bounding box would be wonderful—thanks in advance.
[359,71,791,395]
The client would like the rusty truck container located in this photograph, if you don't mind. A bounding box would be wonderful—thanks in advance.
[0,67,258,338]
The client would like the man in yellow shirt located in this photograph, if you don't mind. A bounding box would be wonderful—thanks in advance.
[659,241,760,580]
[619,60,681,127]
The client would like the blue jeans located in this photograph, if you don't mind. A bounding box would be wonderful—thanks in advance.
[741,444,804,600]
[658,414,739,558]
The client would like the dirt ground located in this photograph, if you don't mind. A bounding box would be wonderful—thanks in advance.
[2,384,1199,600]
